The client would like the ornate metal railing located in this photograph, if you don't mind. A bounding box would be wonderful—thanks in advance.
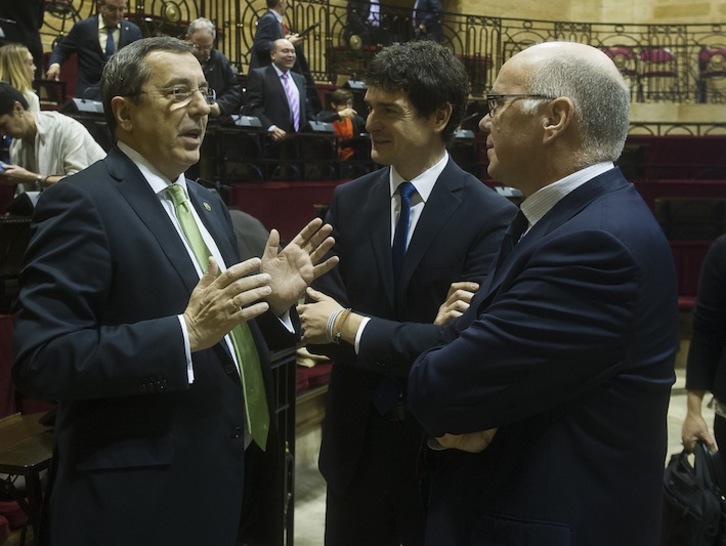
[39,0,726,104]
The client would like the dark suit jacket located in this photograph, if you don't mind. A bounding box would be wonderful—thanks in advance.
[48,15,142,98]
[249,9,283,70]
[309,158,517,493]
[12,147,297,545]
[361,168,678,545]
[413,0,443,42]
[202,49,242,115]
[244,65,315,132]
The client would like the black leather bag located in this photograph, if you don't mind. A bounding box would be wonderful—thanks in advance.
[662,442,726,545]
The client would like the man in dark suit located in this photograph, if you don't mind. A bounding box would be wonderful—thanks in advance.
[412,0,443,42]
[245,38,318,178]
[0,0,45,77]
[248,0,321,111]
[304,41,678,545]
[13,36,336,545]
[46,0,142,100]
[343,0,382,47]
[297,41,517,546]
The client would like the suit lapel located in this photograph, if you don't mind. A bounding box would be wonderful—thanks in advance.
[364,169,397,307]
[107,149,201,295]
[398,159,464,293]
[473,168,630,310]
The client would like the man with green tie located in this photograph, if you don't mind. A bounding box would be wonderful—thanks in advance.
[13,36,337,546]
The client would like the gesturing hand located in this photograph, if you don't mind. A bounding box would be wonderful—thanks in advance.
[183,257,272,352]
[434,281,479,325]
[296,287,343,344]
[260,218,339,316]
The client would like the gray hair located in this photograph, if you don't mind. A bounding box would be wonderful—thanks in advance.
[186,17,216,40]
[101,36,195,134]
[520,52,630,166]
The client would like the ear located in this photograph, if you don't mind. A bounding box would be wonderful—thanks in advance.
[13,101,25,116]
[111,96,133,133]
[542,97,573,145]
[432,102,453,135]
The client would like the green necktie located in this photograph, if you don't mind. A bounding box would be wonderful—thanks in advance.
[167,184,269,450]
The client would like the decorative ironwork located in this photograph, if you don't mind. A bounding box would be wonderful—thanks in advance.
[39,0,726,106]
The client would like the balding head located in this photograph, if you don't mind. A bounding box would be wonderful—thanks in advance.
[271,38,296,71]
[511,41,630,166]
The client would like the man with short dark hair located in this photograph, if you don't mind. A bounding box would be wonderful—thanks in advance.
[297,40,516,546]
[13,36,337,545]
[46,0,142,100]
[303,41,679,545]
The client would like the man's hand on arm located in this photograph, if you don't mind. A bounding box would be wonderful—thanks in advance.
[260,218,338,316]
[434,281,480,325]
[183,257,272,352]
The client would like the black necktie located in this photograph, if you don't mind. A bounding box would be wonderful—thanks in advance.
[392,182,416,287]
[495,209,529,269]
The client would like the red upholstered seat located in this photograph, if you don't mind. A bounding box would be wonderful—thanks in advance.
[296,362,333,395]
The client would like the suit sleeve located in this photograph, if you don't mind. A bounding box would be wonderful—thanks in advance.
[408,230,641,437]
[243,70,274,129]
[214,54,243,115]
[685,236,726,393]
[12,181,190,401]
[252,15,279,64]
[49,20,83,66]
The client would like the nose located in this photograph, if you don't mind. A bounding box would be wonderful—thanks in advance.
[189,89,212,116]
[479,113,492,133]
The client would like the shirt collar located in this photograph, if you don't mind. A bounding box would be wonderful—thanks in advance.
[98,16,119,31]
[389,150,449,203]
[520,162,614,227]
[117,141,186,195]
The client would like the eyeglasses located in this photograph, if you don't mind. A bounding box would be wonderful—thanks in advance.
[130,86,216,107]
[485,93,555,117]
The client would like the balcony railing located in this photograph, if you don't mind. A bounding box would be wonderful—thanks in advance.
[40,1,726,104]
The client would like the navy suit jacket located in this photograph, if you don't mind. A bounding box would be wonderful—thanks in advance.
[244,65,315,132]
[12,147,296,545]
[413,0,443,41]
[49,15,142,98]
[309,158,517,492]
[249,10,283,70]
[361,168,679,545]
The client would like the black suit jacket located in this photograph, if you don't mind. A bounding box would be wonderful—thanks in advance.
[49,15,142,98]
[244,65,315,132]
[249,10,283,70]
[309,158,517,492]
[12,147,297,545]
[361,169,678,545]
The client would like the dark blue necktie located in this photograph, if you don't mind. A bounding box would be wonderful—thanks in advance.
[392,182,416,287]
[105,26,116,58]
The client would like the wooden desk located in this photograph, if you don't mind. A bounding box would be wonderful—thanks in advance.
[0,413,53,544]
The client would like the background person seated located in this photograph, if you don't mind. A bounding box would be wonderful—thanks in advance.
[0,43,40,113]
[186,17,242,119]
[0,83,106,191]
[317,89,366,161]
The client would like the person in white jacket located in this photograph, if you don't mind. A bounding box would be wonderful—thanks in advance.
[0,82,106,191]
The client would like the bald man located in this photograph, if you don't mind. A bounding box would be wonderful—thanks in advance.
[302,41,678,545]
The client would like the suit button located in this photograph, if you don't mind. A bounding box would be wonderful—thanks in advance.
[230,427,243,439]
[224,365,236,375]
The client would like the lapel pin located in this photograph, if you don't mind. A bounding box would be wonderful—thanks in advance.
[203,202,212,211]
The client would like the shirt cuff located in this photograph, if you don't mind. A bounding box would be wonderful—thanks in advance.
[354,316,371,354]
[177,315,195,383]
